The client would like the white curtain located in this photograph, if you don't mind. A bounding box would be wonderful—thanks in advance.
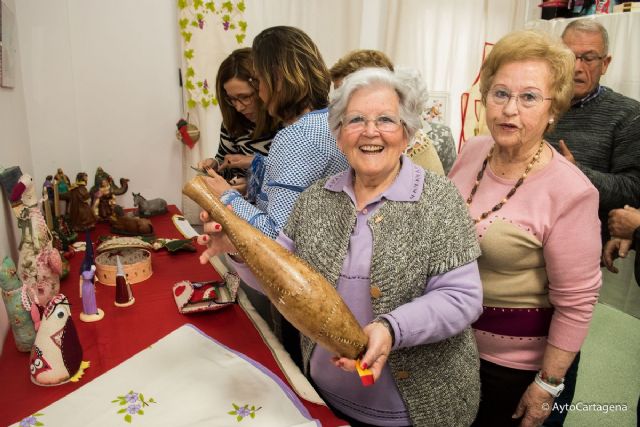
[177,0,536,220]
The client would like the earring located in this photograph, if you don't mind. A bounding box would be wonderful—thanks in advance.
[548,118,555,124]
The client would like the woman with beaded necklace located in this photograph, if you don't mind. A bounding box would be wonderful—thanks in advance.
[449,30,602,427]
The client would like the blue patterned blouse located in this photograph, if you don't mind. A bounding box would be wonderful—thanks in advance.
[221,109,348,239]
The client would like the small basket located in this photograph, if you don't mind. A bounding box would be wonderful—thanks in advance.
[95,248,152,286]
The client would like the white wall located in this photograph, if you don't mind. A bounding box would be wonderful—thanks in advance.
[0,0,183,354]
[16,0,183,209]
[0,0,33,354]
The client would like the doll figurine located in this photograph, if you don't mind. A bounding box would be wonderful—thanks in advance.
[53,168,71,216]
[0,256,36,352]
[79,265,104,322]
[30,294,90,386]
[11,174,62,329]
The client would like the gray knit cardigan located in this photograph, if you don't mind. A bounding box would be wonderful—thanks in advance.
[283,171,482,427]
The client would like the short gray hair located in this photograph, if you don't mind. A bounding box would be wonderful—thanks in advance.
[328,67,428,141]
[562,19,609,55]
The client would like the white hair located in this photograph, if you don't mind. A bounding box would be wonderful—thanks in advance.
[328,67,428,141]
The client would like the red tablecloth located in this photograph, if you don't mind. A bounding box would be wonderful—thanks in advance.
[0,205,345,426]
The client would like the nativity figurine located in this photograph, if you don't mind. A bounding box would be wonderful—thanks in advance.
[89,167,129,197]
[92,177,117,222]
[61,172,96,231]
[53,168,71,216]
[133,192,168,217]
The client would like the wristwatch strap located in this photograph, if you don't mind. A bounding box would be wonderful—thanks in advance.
[534,372,564,397]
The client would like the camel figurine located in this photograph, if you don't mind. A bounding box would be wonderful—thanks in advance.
[109,206,154,237]
[10,174,62,329]
[89,167,129,197]
[133,192,168,217]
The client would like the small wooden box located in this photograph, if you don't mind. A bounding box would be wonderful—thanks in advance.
[95,248,152,286]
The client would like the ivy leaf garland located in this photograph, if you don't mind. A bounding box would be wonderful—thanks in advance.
[178,0,247,109]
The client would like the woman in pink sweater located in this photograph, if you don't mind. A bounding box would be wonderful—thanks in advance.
[449,30,602,427]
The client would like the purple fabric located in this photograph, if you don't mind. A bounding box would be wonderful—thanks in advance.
[81,269,98,315]
[230,156,482,426]
[473,306,553,337]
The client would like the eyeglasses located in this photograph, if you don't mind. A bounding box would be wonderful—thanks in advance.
[575,53,606,64]
[224,92,255,107]
[488,87,553,109]
[341,114,404,133]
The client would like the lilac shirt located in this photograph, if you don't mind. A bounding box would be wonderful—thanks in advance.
[230,156,482,426]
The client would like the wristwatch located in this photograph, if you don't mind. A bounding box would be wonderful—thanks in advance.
[534,371,565,397]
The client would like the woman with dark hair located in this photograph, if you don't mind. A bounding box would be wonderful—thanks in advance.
[199,26,348,367]
[200,26,348,239]
[198,48,278,191]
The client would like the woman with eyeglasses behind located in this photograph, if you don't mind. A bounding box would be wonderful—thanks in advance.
[448,30,602,427]
[199,67,484,427]
[197,48,279,195]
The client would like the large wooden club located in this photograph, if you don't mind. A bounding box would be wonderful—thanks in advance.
[183,176,368,359]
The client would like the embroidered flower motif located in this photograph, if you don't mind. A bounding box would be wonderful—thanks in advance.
[112,390,157,423]
[19,414,44,427]
[228,403,262,422]
[126,404,142,415]
[125,392,139,403]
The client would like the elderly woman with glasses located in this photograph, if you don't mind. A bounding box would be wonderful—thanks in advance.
[200,67,484,426]
[448,30,602,427]
[197,48,279,193]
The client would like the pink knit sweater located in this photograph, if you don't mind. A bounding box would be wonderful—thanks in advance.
[449,136,602,370]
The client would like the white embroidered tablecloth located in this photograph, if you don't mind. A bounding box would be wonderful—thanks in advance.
[12,324,319,426]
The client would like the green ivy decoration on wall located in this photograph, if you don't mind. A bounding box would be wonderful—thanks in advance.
[178,0,247,109]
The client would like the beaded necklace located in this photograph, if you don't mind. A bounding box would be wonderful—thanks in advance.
[466,140,545,223]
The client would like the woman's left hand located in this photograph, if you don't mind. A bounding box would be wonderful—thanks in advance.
[196,210,238,264]
[330,321,393,382]
[512,383,555,427]
[202,171,232,197]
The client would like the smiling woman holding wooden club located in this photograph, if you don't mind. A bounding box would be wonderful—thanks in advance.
[195,67,483,427]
